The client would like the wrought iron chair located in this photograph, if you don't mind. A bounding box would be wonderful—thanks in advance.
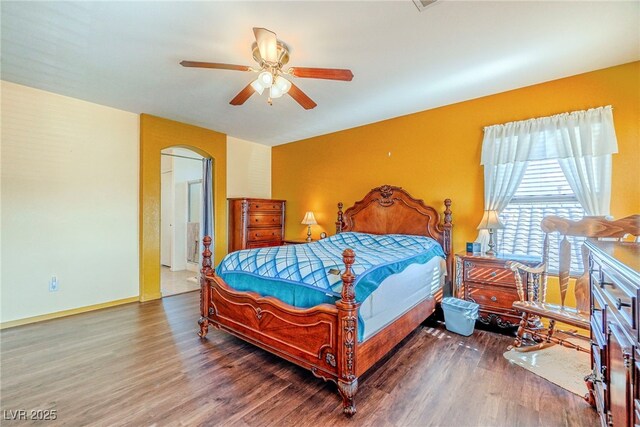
[507,215,640,352]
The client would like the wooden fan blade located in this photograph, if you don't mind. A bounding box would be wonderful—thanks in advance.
[288,82,317,110]
[180,61,251,72]
[252,27,278,63]
[229,83,256,106]
[289,67,354,81]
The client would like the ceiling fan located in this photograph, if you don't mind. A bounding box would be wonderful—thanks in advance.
[180,28,354,110]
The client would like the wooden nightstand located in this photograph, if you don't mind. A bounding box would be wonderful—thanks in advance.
[282,239,314,245]
[455,252,541,331]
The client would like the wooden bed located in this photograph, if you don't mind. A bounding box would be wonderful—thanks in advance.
[198,185,453,416]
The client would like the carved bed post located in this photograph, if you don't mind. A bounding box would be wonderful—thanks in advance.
[336,249,360,416]
[442,199,453,291]
[198,236,213,338]
[335,202,344,234]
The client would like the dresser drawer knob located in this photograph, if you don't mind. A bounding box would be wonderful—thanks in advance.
[490,296,497,302]
[616,298,631,310]
[490,272,497,277]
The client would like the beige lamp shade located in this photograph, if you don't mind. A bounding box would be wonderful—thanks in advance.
[301,211,318,225]
[477,210,505,230]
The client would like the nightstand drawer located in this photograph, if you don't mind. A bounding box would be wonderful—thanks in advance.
[247,228,282,242]
[466,283,519,311]
[249,201,283,212]
[283,239,312,245]
[249,213,282,228]
[464,263,515,286]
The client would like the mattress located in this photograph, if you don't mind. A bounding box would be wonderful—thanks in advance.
[359,255,446,341]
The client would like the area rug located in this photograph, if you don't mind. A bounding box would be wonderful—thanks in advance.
[503,343,590,396]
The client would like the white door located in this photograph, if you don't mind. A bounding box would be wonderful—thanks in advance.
[161,170,173,267]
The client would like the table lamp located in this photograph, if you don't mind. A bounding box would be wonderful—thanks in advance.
[301,211,317,242]
[477,210,505,256]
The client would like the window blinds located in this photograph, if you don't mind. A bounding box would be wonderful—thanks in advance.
[498,159,586,273]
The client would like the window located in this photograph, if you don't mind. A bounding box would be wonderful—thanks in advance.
[498,159,586,274]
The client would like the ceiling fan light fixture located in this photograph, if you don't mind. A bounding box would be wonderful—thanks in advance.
[269,85,283,99]
[181,27,352,110]
[250,79,265,95]
[274,75,292,94]
[258,71,273,88]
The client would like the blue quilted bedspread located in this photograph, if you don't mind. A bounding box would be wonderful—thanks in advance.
[217,232,444,302]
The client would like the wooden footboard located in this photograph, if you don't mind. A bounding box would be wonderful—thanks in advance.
[198,237,360,414]
[207,275,340,380]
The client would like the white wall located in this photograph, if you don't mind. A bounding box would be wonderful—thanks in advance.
[160,148,202,272]
[1,81,139,323]
[171,148,203,183]
[227,136,271,198]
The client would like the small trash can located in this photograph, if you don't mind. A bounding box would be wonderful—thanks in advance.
[442,297,479,336]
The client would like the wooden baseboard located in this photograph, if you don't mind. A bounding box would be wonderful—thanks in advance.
[140,292,163,302]
[0,296,140,330]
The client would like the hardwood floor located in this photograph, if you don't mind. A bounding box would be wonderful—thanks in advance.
[1,291,597,426]
[161,266,199,296]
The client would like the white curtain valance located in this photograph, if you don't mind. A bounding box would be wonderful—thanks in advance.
[481,105,618,166]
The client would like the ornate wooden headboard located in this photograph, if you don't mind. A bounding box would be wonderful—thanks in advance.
[335,185,453,286]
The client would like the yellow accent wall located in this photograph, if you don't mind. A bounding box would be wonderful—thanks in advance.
[139,114,227,301]
[273,61,640,305]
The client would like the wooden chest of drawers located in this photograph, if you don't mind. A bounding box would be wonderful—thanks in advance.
[455,252,540,331]
[588,240,640,427]
[228,198,286,252]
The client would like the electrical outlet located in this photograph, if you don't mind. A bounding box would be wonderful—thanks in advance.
[49,276,59,292]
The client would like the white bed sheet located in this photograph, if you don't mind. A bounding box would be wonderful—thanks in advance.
[359,256,446,341]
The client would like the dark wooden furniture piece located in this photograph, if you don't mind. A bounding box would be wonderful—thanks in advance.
[282,238,314,245]
[588,239,640,427]
[508,215,640,354]
[199,185,452,416]
[228,198,285,251]
[455,252,540,331]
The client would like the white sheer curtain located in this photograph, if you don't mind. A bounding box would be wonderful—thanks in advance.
[554,108,617,216]
[476,124,532,249]
[558,155,612,216]
[476,106,618,246]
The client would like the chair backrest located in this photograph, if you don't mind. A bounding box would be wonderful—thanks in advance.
[539,215,640,312]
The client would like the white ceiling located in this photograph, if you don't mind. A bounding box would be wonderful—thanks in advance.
[2,1,638,146]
